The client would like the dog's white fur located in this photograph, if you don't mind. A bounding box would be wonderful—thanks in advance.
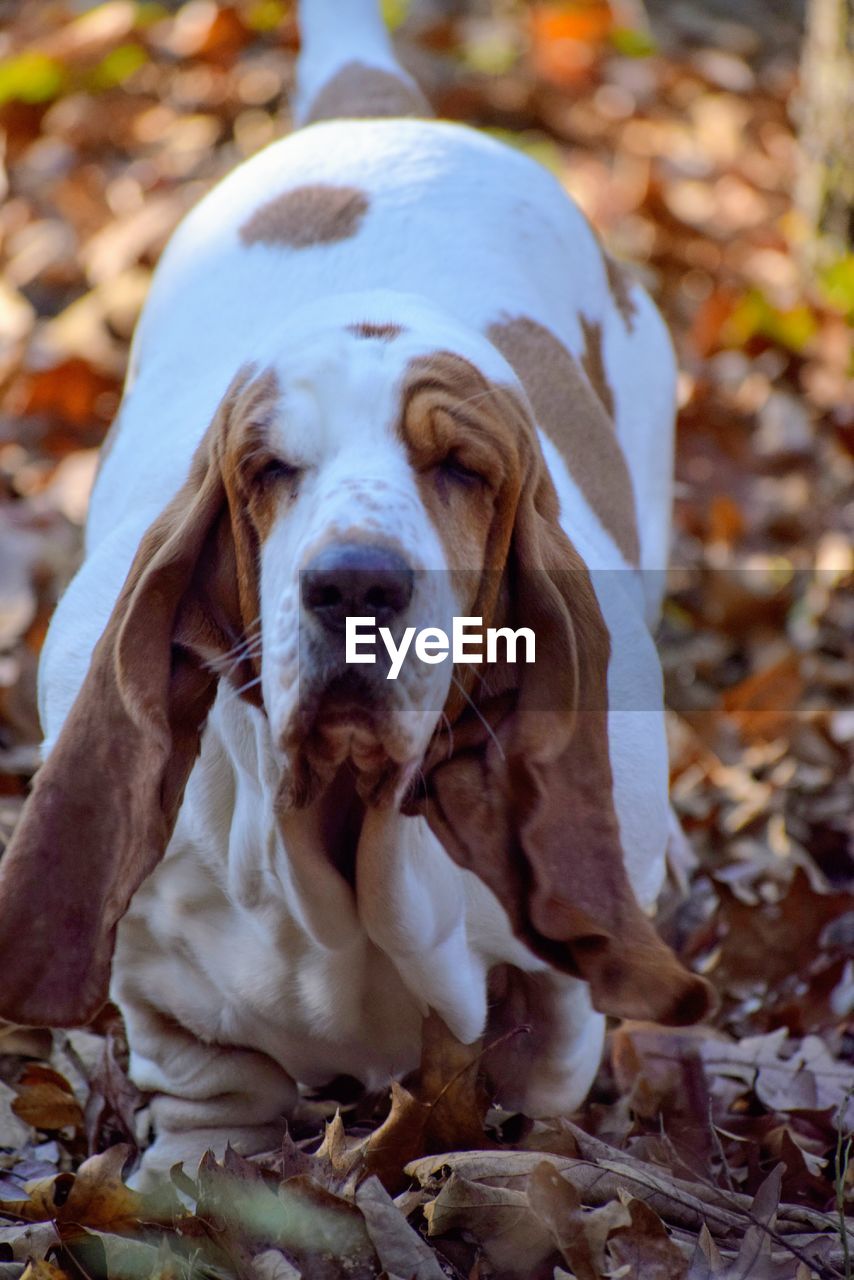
[35,0,676,1179]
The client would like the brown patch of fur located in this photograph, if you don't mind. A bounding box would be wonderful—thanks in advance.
[399,352,517,587]
[579,314,615,419]
[487,315,640,565]
[226,367,286,546]
[305,60,432,125]
[346,322,405,341]
[240,184,369,249]
[603,254,638,331]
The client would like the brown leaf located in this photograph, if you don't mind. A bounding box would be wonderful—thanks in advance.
[424,1172,554,1277]
[527,1160,631,1279]
[360,1011,491,1191]
[11,1083,82,1132]
[414,1009,491,1152]
[407,1149,565,1186]
[771,1127,831,1203]
[61,1145,161,1230]
[707,1166,797,1280]
[0,1024,53,1057]
[354,1175,446,1280]
[13,357,119,432]
[314,1109,363,1183]
[607,1198,687,1280]
[721,651,804,744]
[611,1022,718,1120]
[276,1176,376,1275]
[361,1080,430,1191]
[20,1262,72,1280]
[416,1128,841,1246]
[713,871,854,1016]
[4,1146,177,1231]
[12,1066,82,1132]
[688,1178,832,1280]
[687,1224,725,1280]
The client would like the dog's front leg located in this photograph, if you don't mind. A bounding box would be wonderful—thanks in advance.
[112,918,298,1190]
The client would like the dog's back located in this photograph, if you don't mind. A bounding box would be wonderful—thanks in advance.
[87,1,673,565]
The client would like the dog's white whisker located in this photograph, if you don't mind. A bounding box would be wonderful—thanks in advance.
[451,674,505,761]
[219,619,263,661]
[222,636,264,673]
[225,672,265,701]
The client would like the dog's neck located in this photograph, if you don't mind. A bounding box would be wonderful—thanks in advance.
[312,764,366,887]
[202,690,394,940]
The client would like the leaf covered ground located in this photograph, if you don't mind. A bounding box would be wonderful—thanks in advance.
[0,1,852,1277]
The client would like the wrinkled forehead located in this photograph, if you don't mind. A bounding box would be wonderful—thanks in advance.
[260,291,525,453]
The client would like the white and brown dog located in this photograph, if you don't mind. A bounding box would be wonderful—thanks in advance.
[0,0,713,1180]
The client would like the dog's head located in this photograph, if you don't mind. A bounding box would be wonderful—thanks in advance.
[0,298,714,1029]
[254,322,506,810]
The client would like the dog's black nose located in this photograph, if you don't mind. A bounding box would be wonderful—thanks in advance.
[301,543,414,632]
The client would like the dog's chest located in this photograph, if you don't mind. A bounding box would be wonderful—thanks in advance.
[115,703,426,1088]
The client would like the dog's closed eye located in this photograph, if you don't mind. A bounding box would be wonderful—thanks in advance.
[256,457,304,488]
[438,452,485,488]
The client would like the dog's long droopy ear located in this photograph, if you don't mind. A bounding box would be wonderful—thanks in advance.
[0,366,268,1028]
[412,447,715,1026]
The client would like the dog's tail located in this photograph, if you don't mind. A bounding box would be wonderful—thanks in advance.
[294,0,432,127]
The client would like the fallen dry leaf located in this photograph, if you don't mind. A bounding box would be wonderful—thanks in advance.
[19,1262,71,1280]
[608,1196,688,1279]
[12,1065,83,1133]
[354,1176,446,1280]
[334,1010,492,1192]
[527,1159,632,1278]
[424,1171,554,1276]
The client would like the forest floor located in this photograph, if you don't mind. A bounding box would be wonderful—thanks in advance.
[0,2,852,1277]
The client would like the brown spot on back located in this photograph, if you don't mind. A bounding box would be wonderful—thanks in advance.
[305,60,432,125]
[603,254,638,331]
[487,315,640,565]
[346,322,404,341]
[240,184,369,249]
[579,315,615,419]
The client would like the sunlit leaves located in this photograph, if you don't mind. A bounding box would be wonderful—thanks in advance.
[0,53,65,107]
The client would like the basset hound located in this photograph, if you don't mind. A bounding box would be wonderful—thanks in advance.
[0,0,714,1181]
